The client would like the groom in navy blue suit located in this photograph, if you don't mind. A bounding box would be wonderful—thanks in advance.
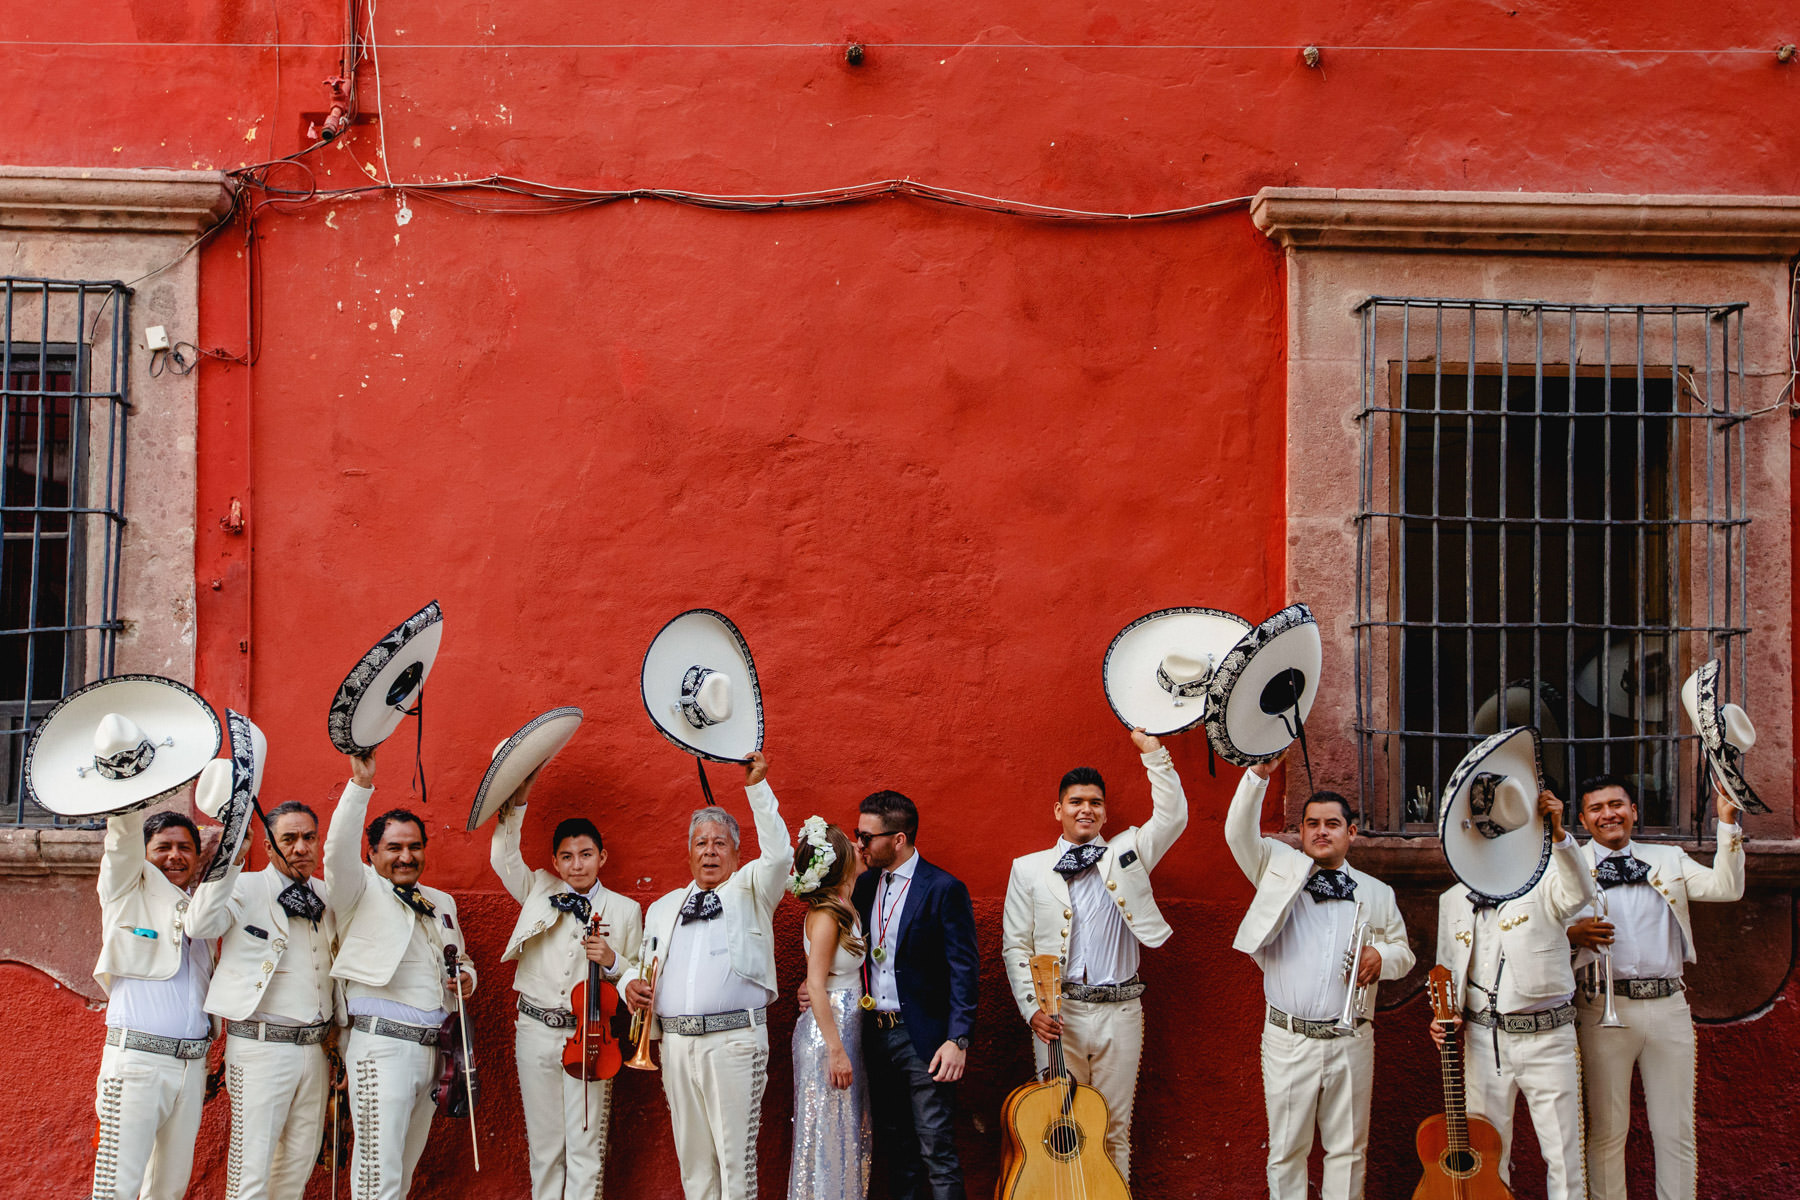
[853,789,979,1200]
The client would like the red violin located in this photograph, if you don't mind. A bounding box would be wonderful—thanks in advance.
[563,916,623,1081]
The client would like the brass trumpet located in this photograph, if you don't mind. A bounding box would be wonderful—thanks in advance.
[625,954,660,1071]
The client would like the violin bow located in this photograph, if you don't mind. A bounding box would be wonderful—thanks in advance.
[446,944,481,1171]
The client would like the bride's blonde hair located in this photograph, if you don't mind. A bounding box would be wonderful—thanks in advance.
[793,823,865,956]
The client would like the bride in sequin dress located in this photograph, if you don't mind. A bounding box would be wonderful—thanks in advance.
[786,818,872,1200]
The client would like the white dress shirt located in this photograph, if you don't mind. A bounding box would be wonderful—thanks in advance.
[346,911,451,1027]
[1258,868,1355,1021]
[868,852,920,1013]
[1057,836,1138,986]
[1593,842,1687,981]
[108,933,211,1039]
[655,883,774,1019]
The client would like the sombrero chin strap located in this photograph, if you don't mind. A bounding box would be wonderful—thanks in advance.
[404,690,428,807]
[696,759,716,806]
[1277,705,1317,796]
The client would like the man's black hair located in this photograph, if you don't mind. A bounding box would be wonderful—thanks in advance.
[552,817,605,856]
[1577,773,1638,810]
[365,808,428,851]
[859,790,919,841]
[143,810,200,847]
[1058,766,1106,799]
[1302,791,1356,825]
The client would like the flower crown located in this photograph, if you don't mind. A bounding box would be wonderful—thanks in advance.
[786,815,837,897]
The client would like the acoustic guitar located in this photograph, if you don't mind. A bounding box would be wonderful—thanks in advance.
[1412,965,1513,1200]
[996,954,1131,1200]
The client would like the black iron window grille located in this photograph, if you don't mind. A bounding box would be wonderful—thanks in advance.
[1353,297,1751,839]
[1,278,131,826]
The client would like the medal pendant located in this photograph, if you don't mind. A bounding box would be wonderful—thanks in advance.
[859,994,876,1011]
[872,946,886,963]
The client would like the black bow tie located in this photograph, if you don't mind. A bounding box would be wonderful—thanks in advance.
[1467,890,1501,912]
[1595,854,1652,889]
[1303,868,1356,903]
[679,889,722,924]
[1053,843,1108,878]
[278,880,325,926]
[549,891,592,923]
[392,883,436,919]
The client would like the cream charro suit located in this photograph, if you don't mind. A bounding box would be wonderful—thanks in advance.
[324,780,475,1200]
[492,805,644,1200]
[206,864,338,1200]
[620,779,791,1200]
[1436,836,1596,1200]
[1225,771,1413,1200]
[1577,831,1744,1200]
[92,810,239,1200]
[1000,745,1189,1182]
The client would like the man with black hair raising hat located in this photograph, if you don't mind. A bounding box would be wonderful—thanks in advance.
[205,799,337,1200]
[324,748,476,1200]
[492,788,643,1200]
[1226,749,1413,1200]
[1570,774,1744,1200]
[1000,726,1188,1184]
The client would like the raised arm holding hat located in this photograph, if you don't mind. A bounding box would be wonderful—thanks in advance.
[1225,748,1413,1200]
[1572,774,1745,1200]
[999,725,1189,1185]
[324,748,476,1200]
[1431,728,1597,1200]
[619,751,791,1200]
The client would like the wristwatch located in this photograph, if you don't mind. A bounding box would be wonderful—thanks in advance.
[952,1036,970,1051]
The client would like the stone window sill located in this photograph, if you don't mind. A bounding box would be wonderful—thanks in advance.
[1280,833,1800,888]
[0,827,105,876]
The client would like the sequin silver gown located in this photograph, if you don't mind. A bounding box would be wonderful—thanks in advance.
[787,929,871,1200]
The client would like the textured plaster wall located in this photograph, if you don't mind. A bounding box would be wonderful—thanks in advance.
[1,0,1799,1197]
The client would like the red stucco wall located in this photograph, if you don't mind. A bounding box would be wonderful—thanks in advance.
[4,1,1800,1196]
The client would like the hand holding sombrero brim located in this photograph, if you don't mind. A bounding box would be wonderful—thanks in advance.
[1681,659,1769,815]
[1440,726,1552,903]
[467,707,584,831]
[194,710,267,883]
[1102,607,1253,737]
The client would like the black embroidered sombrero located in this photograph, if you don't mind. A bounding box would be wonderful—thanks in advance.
[466,707,585,831]
[1681,659,1768,815]
[194,710,266,884]
[1439,725,1551,902]
[641,610,764,765]
[1202,604,1323,769]
[1101,607,1253,737]
[24,674,221,818]
[327,601,444,756]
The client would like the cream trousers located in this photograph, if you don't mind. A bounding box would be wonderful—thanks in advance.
[660,1021,770,1200]
[343,1027,439,1200]
[1028,996,1143,1183]
[91,1039,207,1200]
[1259,1020,1374,1200]
[222,1034,330,1200]
[1578,990,1697,1200]
[516,1010,615,1200]
[1463,1021,1585,1200]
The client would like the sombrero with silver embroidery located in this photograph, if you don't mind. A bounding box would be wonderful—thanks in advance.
[641,610,763,764]
[194,710,267,884]
[23,674,222,818]
[1102,607,1253,737]
[1203,604,1324,781]
[1680,658,1768,814]
[466,707,585,831]
[327,600,444,755]
[1439,725,1551,902]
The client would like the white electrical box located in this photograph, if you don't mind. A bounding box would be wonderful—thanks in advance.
[144,326,170,352]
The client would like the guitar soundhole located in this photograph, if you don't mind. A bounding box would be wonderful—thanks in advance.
[1042,1117,1084,1161]
[1438,1148,1480,1178]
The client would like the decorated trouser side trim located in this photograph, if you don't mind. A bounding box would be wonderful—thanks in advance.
[343,1028,438,1200]
[660,1021,770,1200]
[1578,990,1698,1200]
[223,1034,331,1200]
[1028,995,1144,1184]
[1465,1021,1586,1200]
[1260,1019,1374,1200]
[89,1041,207,1200]
[514,1010,616,1200]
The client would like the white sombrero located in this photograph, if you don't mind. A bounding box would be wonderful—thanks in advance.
[1102,607,1253,736]
[641,610,763,764]
[194,710,267,884]
[23,675,221,819]
[1440,726,1550,902]
[327,601,444,755]
[1203,604,1323,767]
[1681,659,1768,814]
[1575,639,1670,723]
[466,707,585,831]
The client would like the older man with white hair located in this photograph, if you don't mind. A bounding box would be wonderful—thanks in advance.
[622,751,792,1200]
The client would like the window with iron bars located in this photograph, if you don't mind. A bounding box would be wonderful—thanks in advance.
[1353,298,1751,839]
[1,279,131,826]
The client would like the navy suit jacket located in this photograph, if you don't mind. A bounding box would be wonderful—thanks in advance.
[854,854,980,1062]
